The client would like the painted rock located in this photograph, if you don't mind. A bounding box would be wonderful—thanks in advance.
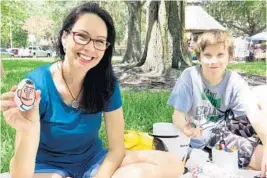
[15,79,36,111]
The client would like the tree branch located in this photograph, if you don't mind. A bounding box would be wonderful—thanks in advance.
[254,25,267,35]
[141,1,146,6]
[230,23,250,34]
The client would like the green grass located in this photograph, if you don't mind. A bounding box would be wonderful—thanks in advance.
[1,60,265,173]
[228,61,266,76]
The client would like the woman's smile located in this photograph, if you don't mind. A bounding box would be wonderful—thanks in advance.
[78,53,95,64]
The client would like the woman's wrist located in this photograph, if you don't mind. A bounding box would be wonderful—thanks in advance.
[19,122,40,137]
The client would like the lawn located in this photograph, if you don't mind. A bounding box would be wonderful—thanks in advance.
[0,60,266,172]
[228,61,266,76]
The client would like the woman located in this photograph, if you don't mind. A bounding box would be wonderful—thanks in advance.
[0,2,183,178]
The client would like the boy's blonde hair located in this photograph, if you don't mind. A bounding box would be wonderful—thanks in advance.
[195,30,234,60]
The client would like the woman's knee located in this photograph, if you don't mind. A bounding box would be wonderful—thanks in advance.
[113,161,183,178]
[112,163,151,178]
[123,150,182,166]
[119,151,184,177]
[158,152,184,177]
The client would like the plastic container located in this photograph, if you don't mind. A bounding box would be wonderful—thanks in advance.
[212,147,239,173]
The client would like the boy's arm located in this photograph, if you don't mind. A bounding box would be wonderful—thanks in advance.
[172,109,187,132]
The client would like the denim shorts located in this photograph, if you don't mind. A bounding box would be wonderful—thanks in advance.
[35,150,107,178]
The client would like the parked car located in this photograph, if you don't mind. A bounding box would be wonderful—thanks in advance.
[18,46,51,57]
[8,48,19,57]
[27,46,51,57]
[0,48,12,58]
[52,51,58,58]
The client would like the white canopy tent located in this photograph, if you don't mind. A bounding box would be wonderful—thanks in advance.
[185,6,225,33]
[249,32,267,41]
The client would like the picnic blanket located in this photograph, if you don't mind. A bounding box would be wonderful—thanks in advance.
[153,122,263,178]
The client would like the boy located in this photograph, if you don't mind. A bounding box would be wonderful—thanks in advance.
[168,30,265,172]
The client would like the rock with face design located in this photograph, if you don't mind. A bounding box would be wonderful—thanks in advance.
[15,79,36,111]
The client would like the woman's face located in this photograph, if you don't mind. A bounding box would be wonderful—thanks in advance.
[62,13,108,73]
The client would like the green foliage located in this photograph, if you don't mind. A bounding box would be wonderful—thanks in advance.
[43,1,82,46]
[1,1,129,48]
[11,26,28,48]
[100,1,127,45]
[1,0,29,47]
[203,1,266,36]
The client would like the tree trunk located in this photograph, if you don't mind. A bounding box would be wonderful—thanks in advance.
[170,1,190,69]
[137,1,158,66]
[122,1,142,63]
[139,0,189,75]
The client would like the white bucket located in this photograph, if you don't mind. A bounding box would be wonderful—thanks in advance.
[212,147,239,173]
[152,122,190,160]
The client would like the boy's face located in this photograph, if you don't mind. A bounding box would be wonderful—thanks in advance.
[200,42,230,79]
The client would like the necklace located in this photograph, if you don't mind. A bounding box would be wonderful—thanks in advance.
[61,63,82,109]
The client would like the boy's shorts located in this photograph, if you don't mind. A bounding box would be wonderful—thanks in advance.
[35,150,107,178]
[209,126,259,168]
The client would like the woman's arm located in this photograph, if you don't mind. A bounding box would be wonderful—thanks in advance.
[93,107,125,178]
[10,129,40,178]
[3,88,42,178]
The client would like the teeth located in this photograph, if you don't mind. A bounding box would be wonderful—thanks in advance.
[80,54,93,61]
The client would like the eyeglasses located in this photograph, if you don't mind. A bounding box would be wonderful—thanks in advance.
[71,31,110,51]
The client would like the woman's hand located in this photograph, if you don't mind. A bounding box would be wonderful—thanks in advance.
[0,85,41,134]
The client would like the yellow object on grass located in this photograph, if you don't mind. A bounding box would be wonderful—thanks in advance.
[124,130,153,150]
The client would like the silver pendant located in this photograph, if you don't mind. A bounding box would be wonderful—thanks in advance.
[72,100,79,109]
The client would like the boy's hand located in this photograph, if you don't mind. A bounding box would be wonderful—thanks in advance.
[183,120,202,138]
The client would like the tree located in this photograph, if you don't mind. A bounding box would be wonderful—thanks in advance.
[122,1,143,63]
[100,1,127,46]
[23,16,54,40]
[204,1,266,36]
[1,0,29,47]
[137,0,188,75]
[12,26,28,48]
